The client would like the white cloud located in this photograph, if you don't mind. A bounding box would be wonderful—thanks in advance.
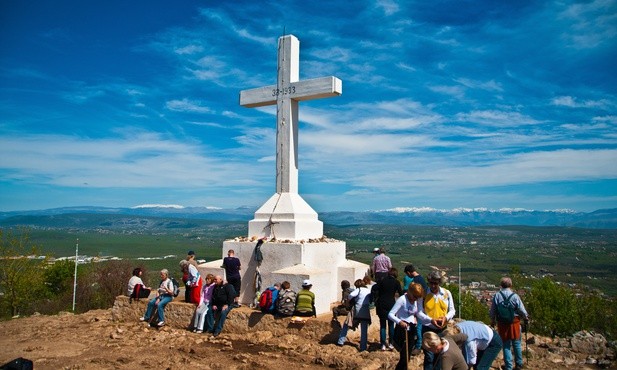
[165,99,213,114]
[174,44,204,55]
[456,110,541,127]
[376,0,400,16]
[551,96,611,108]
[455,78,503,92]
[0,132,268,189]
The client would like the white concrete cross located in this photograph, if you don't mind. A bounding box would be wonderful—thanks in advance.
[240,34,342,194]
[238,34,342,241]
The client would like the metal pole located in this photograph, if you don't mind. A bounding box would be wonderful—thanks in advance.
[458,262,461,319]
[72,238,79,311]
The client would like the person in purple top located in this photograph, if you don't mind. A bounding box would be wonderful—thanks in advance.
[222,249,241,306]
[371,247,392,282]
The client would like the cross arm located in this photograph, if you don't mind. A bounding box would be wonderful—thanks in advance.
[239,76,342,108]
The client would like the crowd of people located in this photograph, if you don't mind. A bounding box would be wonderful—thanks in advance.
[127,247,529,370]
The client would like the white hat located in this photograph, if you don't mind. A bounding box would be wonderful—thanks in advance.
[302,279,312,287]
[373,247,380,253]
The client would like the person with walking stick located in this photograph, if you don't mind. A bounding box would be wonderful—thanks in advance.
[490,277,529,370]
[388,283,430,370]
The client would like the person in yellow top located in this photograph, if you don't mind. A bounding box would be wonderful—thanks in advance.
[417,270,456,370]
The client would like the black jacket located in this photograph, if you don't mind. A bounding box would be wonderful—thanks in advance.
[374,275,403,318]
[211,283,235,307]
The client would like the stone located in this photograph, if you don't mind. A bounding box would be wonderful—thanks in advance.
[570,330,607,356]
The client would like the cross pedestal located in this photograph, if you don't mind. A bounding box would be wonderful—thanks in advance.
[198,35,369,315]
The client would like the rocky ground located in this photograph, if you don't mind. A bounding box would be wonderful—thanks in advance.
[0,307,614,370]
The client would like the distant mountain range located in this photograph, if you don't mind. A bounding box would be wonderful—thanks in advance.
[1,205,616,229]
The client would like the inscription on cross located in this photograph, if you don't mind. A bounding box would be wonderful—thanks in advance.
[240,34,342,194]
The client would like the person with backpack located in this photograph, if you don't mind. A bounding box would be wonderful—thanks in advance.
[276,281,296,317]
[489,277,529,370]
[140,269,174,327]
[374,267,403,351]
[403,264,428,356]
[259,282,280,314]
[417,270,456,370]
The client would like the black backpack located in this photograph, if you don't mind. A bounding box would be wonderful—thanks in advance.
[170,277,180,297]
[495,291,515,324]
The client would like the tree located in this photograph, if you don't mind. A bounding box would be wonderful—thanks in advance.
[523,277,577,337]
[445,283,490,323]
[0,228,48,317]
[44,259,75,296]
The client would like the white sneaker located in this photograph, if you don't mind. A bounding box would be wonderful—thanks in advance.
[388,344,394,350]
[157,321,165,327]
[381,345,387,351]
[139,317,146,322]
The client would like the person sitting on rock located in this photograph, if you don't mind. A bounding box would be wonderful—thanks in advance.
[206,275,236,337]
[128,267,151,302]
[294,279,316,317]
[276,281,297,317]
[140,269,174,327]
[192,273,215,334]
[332,280,353,322]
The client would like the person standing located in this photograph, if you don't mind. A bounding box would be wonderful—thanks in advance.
[222,249,241,306]
[184,250,198,302]
[371,247,392,282]
[294,279,316,317]
[207,275,236,336]
[388,283,429,370]
[140,269,174,327]
[417,270,456,370]
[180,259,202,305]
[337,279,372,352]
[403,264,429,356]
[490,277,529,370]
[445,320,503,370]
[374,267,403,351]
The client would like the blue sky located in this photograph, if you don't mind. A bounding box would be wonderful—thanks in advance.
[1,0,616,213]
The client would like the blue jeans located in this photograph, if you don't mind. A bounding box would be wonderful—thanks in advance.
[415,323,423,349]
[380,317,395,346]
[144,295,172,323]
[503,333,523,370]
[338,320,369,351]
[207,305,233,334]
[476,330,503,370]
